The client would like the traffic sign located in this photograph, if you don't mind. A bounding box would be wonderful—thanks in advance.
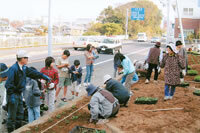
[131,8,145,20]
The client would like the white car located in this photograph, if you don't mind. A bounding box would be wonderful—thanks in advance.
[96,38,122,54]
[151,37,160,43]
[73,37,98,50]
[137,33,147,42]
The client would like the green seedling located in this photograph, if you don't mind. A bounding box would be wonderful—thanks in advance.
[56,114,61,119]
[61,111,66,115]
[194,75,200,82]
[187,70,198,76]
[71,115,79,120]
[65,120,70,124]
[48,118,53,123]
[71,105,77,109]
[34,126,39,131]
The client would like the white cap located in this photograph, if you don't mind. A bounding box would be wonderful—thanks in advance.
[103,74,112,84]
[167,43,178,54]
[16,50,29,58]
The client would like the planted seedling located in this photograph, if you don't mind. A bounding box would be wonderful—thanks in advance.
[71,105,77,109]
[187,70,198,76]
[135,97,158,104]
[194,75,200,82]
[193,90,200,96]
[65,120,70,124]
[34,126,39,131]
[48,118,53,123]
[56,114,61,119]
[61,111,66,116]
[71,115,79,120]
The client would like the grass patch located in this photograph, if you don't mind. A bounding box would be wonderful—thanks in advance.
[135,97,158,104]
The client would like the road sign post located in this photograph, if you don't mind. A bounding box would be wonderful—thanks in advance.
[131,8,145,21]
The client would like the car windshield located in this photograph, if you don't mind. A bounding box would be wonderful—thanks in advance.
[138,34,145,37]
[78,37,87,41]
[102,38,115,44]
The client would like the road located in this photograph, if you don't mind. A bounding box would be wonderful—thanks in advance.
[0,41,155,133]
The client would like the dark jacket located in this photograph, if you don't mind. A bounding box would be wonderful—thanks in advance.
[69,65,82,85]
[23,77,41,108]
[105,79,130,104]
[147,47,161,65]
[5,62,49,95]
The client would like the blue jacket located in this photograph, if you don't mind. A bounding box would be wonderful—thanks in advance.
[5,62,49,95]
[121,56,135,76]
[69,65,82,85]
[23,77,41,108]
[105,79,130,104]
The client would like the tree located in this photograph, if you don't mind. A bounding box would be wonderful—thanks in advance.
[83,31,100,36]
[101,23,123,35]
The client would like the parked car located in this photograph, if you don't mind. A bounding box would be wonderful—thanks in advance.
[137,33,147,42]
[151,37,160,43]
[73,37,98,50]
[96,37,122,55]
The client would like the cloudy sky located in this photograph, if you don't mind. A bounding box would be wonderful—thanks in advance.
[0,0,167,21]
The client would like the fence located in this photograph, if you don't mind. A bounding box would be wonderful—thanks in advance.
[0,36,80,48]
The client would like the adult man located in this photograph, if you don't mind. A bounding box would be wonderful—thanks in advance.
[86,84,120,123]
[104,75,130,106]
[176,40,188,83]
[5,50,50,133]
[145,42,163,84]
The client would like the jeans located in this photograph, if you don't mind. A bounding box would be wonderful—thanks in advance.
[84,64,93,83]
[164,85,176,97]
[125,72,135,90]
[113,68,117,78]
[28,106,40,123]
[7,93,24,132]
[146,63,159,80]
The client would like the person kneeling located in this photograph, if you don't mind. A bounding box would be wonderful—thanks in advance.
[86,84,120,124]
[104,75,130,107]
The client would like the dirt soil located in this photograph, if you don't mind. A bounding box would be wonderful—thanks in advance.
[24,54,200,133]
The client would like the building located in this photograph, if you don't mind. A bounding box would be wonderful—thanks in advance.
[174,0,200,39]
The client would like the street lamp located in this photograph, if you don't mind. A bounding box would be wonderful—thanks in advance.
[48,0,52,56]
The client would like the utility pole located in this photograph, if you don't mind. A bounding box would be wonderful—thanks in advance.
[176,0,185,47]
[48,0,52,56]
[167,0,170,44]
[125,9,129,39]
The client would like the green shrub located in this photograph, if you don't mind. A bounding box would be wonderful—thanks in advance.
[178,82,190,87]
[194,75,200,82]
[56,114,61,119]
[187,65,191,70]
[187,70,198,76]
[134,97,158,104]
[193,90,200,96]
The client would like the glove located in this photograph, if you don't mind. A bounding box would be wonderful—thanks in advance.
[41,79,46,84]
[10,94,15,104]
[182,69,186,76]
[49,83,55,89]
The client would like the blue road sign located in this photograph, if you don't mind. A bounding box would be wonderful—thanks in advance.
[131,8,145,20]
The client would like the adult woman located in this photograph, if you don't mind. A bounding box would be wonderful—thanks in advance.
[84,44,94,86]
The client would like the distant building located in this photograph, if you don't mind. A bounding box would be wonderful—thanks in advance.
[174,0,200,38]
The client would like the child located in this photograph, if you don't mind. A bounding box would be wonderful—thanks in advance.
[69,60,82,99]
[55,50,71,102]
[23,67,41,123]
[40,57,59,112]
[92,46,99,60]
[160,43,185,100]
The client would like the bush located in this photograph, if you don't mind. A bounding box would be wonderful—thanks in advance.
[193,90,200,96]
[187,70,198,76]
[134,97,158,104]
[194,75,200,82]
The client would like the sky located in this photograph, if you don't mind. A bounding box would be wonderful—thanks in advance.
[0,0,169,21]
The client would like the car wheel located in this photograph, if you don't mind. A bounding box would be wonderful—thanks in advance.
[74,48,78,50]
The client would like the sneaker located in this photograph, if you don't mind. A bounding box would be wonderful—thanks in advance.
[145,79,149,84]
[83,83,88,87]
[153,80,158,83]
[164,96,169,101]
[169,96,173,100]
[129,91,133,97]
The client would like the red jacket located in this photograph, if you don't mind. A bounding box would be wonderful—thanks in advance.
[40,67,59,89]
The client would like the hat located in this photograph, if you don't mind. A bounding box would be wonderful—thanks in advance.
[0,63,9,78]
[16,50,29,58]
[103,74,112,84]
[86,84,98,96]
[167,43,178,54]
[155,42,161,47]
[176,40,182,46]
